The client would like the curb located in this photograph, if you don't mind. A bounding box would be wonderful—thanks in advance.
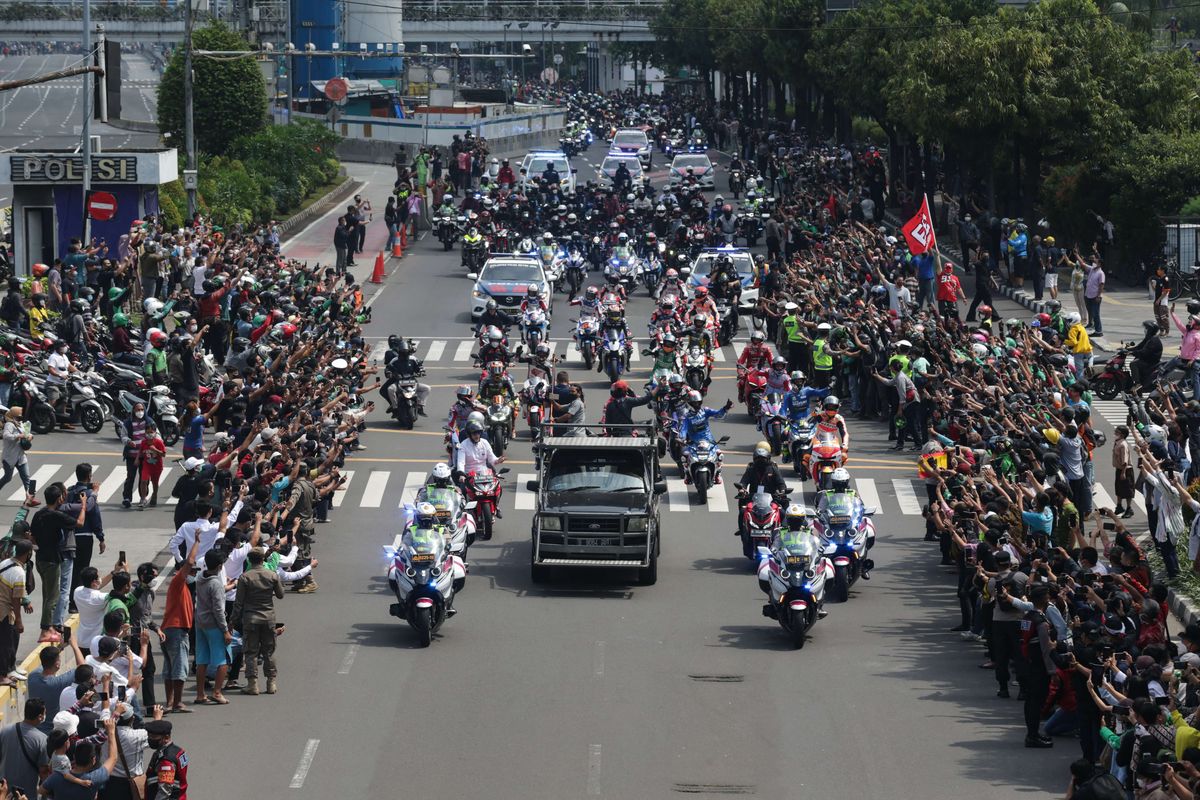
[278,175,364,242]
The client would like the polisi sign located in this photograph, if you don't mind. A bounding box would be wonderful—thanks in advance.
[11,155,139,184]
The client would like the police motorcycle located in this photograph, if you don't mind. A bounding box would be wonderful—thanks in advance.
[757,505,833,649]
[386,503,467,648]
[811,470,876,602]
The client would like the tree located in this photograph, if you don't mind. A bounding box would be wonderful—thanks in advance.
[157,21,268,156]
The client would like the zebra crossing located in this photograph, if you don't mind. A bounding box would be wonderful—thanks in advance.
[369,336,746,369]
[1,463,1147,519]
[1091,400,1129,428]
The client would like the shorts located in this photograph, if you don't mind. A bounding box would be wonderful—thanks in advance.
[1044,273,1058,290]
[195,626,229,668]
[163,627,190,681]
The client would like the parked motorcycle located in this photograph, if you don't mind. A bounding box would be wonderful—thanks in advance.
[386,531,466,647]
[117,386,180,446]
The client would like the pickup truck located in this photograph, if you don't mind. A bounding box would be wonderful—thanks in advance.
[527,425,665,585]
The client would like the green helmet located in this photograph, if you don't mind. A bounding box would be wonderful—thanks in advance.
[107,287,124,301]
[112,312,129,328]
[252,314,267,326]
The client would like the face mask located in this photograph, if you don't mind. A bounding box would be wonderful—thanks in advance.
[135,411,145,419]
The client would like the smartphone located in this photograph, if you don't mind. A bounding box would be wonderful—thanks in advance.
[62,626,71,642]
[1103,522,1116,531]
[117,686,126,701]
[118,550,126,565]
[1175,660,1189,671]
[1112,705,1131,717]
[1156,696,1172,706]
[27,479,36,498]
[99,692,109,702]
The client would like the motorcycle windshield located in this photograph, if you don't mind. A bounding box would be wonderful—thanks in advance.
[425,487,457,510]
[814,429,841,450]
[407,529,445,561]
[605,329,624,345]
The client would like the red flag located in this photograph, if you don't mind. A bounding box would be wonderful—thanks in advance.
[901,195,938,255]
[823,191,838,218]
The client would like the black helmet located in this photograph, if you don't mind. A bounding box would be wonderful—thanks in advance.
[465,421,484,436]
[69,298,88,314]
[231,337,251,353]
[387,334,402,350]
[1143,320,1159,334]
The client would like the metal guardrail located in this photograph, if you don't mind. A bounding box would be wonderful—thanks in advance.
[401,0,661,21]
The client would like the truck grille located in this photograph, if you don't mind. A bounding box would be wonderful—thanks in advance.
[538,558,647,567]
[567,516,622,533]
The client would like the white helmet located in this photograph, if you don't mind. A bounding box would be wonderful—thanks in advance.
[432,463,452,480]
[414,501,437,527]
[144,298,164,316]
[830,468,851,492]
[1066,311,1081,324]
[971,342,989,358]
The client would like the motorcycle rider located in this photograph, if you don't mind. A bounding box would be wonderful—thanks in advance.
[736,441,790,528]
[679,390,733,483]
[110,311,139,365]
[474,299,511,336]
[64,298,90,355]
[144,330,170,387]
[648,298,684,337]
[541,161,562,190]
[714,204,737,245]
[520,284,550,315]
[689,286,719,330]
[643,332,681,375]
[596,301,634,372]
[570,286,604,319]
[601,380,654,434]
[612,231,634,263]
[382,337,430,417]
[446,385,485,442]
[614,160,633,194]
[462,226,485,268]
[816,467,873,579]
[475,326,512,368]
[415,462,464,508]
[654,267,686,302]
[810,394,850,453]
[1129,319,1164,393]
[599,273,628,307]
[684,313,716,358]
[761,504,831,618]
[764,356,792,394]
[453,422,505,516]
[44,338,78,426]
[736,330,775,402]
[709,195,726,225]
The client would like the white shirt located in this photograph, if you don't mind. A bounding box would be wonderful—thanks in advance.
[223,542,252,601]
[192,265,207,295]
[454,437,498,475]
[86,649,142,690]
[73,586,108,646]
[167,501,242,565]
[46,351,71,384]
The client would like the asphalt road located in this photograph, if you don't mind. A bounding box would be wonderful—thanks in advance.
[0,51,162,205]
[13,150,1152,798]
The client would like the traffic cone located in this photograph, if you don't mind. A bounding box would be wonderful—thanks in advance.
[370,251,386,284]
[400,226,408,250]
[392,239,403,258]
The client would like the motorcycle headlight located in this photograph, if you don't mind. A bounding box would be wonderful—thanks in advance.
[540,514,562,531]
[626,515,648,532]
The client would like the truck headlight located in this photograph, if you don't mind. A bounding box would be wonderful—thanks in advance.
[626,515,648,532]
[539,515,562,531]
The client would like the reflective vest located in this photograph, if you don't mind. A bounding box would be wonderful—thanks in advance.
[783,315,804,343]
[888,354,911,377]
[813,338,833,369]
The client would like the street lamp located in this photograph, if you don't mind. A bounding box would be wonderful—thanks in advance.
[503,22,513,74]
[550,20,559,80]
[541,21,549,76]
[518,22,529,85]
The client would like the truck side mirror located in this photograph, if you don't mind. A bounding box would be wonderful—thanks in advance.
[526,479,539,492]
[653,480,667,495]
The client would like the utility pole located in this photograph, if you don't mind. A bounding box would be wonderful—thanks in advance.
[184,0,197,218]
[82,0,92,243]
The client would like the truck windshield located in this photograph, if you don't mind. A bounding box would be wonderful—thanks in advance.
[545,450,646,492]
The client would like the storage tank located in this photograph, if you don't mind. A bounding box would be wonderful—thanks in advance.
[290,0,338,97]
[344,1,404,78]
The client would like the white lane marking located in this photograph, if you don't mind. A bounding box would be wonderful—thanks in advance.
[399,470,424,507]
[587,744,602,796]
[712,347,726,362]
[156,468,174,503]
[629,346,640,362]
[424,340,446,362]
[892,479,922,515]
[360,471,390,508]
[369,341,387,363]
[1134,493,1146,514]
[855,477,881,513]
[10,464,59,501]
[391,532,404,550]
[516,473,537,510]
[667,479,690,512]
[97,464,127,503]
[331,470,354,507]
[1093,484,1116,513]
[593,641,605,677]
[545,341,558,358]
[289,739,320,788]
[707,479,729,513]
[454,341,474,362]
[337,643,359,675]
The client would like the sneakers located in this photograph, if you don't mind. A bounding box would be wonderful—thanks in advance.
[121,500,131,509]
[1024,736,1053,749]
[1122,509,1135,519]
[494,507,502,519]
[138,498,147,510]
[816,608,828,619]
[950,625,970,632]
[961,631,983,642]
[860,569,871,580]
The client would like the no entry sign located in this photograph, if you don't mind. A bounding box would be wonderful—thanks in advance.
[86,191,117,221]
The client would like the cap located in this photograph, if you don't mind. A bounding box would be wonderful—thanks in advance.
[52,711,79,736]
[784,302,798,311]
[183,457,205,471]
[97,636,120,658]
[1181,622,1200,643]
[1101,613,1124,636]
[994,550,1012,564]
[144,719,173,736]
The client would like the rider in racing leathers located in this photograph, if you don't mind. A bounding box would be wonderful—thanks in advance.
[678,391,734,483]
[736,330,774,402]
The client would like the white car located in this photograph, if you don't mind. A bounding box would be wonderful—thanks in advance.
[598,153,645,191]
[668,154,715,190]
[519,150,576,193]
[469,255,551,322]
[610,128,652,169]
